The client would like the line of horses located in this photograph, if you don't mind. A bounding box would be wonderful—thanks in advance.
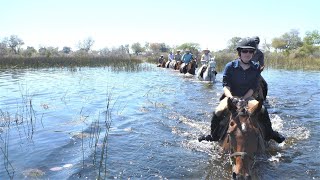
[157,57,217,83]
[158,58,274,179]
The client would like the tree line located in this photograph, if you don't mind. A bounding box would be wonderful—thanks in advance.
[1,29,319,59]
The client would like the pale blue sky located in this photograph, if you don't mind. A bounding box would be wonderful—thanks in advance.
[1,0,319,51]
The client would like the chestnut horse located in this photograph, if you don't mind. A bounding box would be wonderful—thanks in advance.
[220,97,266,180]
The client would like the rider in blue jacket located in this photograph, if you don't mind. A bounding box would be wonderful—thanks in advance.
[199,37,285,144]
[181,49,193,63]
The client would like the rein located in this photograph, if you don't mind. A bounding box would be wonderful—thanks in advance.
[226,110,257,168]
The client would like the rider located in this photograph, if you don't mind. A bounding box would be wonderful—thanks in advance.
[158,55,165,64]
[168,51,174,62]
[251,36,264,70]
[198,37,285,143]
[174,50,182,62]
[181,49,194,63]
[200,48,212,64]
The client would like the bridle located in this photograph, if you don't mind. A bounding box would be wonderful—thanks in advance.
[226,106,260,172]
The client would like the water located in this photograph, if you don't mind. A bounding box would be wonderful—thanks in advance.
[0,65,319,179]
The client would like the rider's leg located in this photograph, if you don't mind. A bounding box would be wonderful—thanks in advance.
[261,107,285,143]
[199,97,228,142]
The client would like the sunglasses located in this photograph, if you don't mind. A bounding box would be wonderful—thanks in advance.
[241,49,255,54]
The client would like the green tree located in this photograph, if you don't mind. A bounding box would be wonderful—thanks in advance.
[4,35,24,54]
[271,37,287,52]
[22,46,37,57]
[303,30,320,45]
[177,42,200,56]
[62,46,72,54]
[227,37,241,52]
[77,37,95,52]
[282,29,303,51]
[131,42,144,55]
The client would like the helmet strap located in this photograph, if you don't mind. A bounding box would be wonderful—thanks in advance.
[240,59,250,65]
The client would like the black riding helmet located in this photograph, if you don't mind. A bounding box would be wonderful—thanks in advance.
[236,37,256,51]
[253,36,260,44]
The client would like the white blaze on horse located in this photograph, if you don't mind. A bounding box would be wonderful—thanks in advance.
[196,57,217,82]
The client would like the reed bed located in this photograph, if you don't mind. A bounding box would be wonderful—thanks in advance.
[0,56,142,69]
[212,51,320,71]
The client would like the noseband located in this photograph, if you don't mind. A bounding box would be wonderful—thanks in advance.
[226,105,257,169]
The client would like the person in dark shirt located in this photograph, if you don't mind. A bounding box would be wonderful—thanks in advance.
[199,37,285,143]
[251,36,265,70]
[252,36,268,99]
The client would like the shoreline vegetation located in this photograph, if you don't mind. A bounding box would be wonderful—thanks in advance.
[1,29,319,71]
[1,53,319,71]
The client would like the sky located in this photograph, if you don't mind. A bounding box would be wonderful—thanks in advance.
[1,0,319,52]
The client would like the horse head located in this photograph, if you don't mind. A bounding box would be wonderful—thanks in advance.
[225,97,264,180]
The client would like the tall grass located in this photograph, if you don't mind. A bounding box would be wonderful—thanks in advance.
[0,56,143,70]
[212,51,320,71]
[265,52,320,70]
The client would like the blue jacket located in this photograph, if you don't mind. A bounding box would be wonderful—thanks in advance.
[222,59,261,97]
[181,53,193,63]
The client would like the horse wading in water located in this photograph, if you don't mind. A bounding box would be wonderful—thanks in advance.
[179,60,197,75]
[220,97,266,179]
[196,57,217,82]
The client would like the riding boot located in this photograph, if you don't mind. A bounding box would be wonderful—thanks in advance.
[198,113,222,142]
[261,108,285,143]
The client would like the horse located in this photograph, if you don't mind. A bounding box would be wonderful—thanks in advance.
[179,60,197,75]
[220,97,266,179]
[196,57,217,82]
[157,59,167,68]
[175,60,182,70]
[165,60,177,69]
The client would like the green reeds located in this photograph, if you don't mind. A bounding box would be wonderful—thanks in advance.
[0,56,151,72]
[212,51,320,71]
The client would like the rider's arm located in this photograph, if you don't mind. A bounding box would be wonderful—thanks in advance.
[223,86,233,98]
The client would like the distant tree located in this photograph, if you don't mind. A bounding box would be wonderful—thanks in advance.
[271,37,287,52]
[261,39,271,52]
[0,42,8,56]
[144,42,150,52]
[77,37,95,52]
[281,29,303,51]
[271,29,303,55]
[131,42,144,55]
[303,30,320,46]
[99,47,110,56]
[227,37,241,52]
[297,30,320,55]
[4,35,24,54]
[177,42,200,56]
[62,46,72,54]
[22,46,37,57]
[149,43,161,53]
[38,47,59,57]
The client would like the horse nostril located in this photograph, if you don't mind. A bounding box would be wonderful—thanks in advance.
[230,121,235,127]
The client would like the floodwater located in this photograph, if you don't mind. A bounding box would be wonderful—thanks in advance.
[0,64,319,179]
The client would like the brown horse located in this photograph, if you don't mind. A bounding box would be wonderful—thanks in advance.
[179,60,197,74]
[220,97,266,179]
[157,59,167,68]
